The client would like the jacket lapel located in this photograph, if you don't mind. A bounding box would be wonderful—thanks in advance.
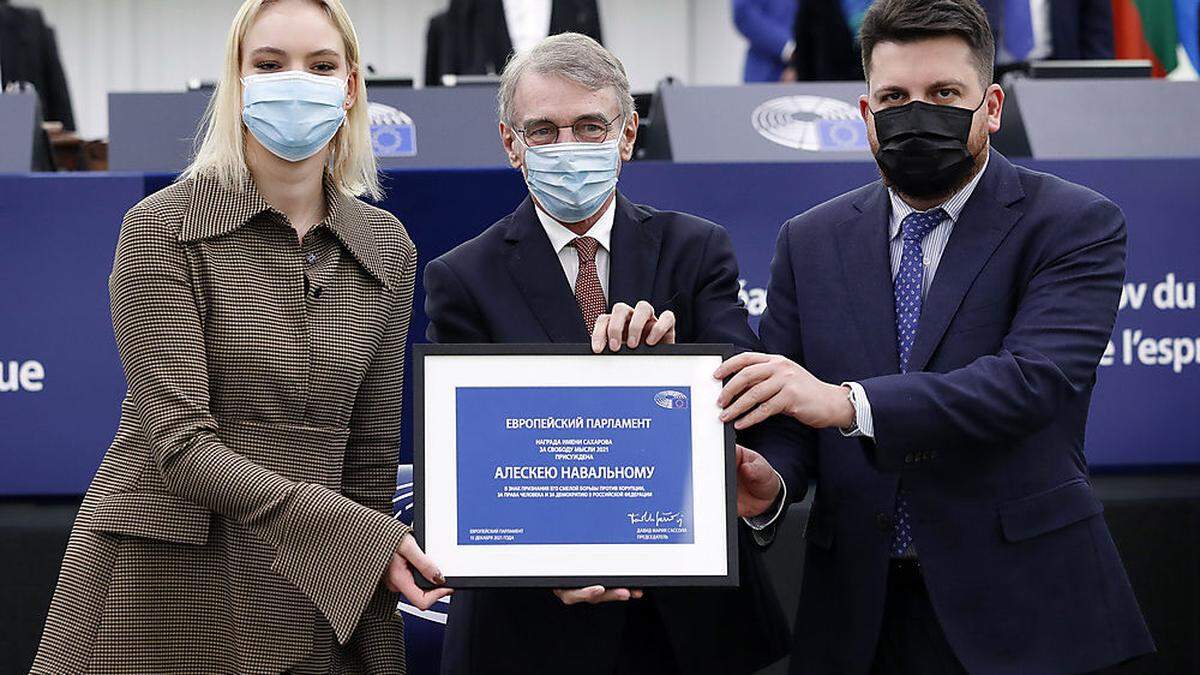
[503,197,591,343]
[836,184,902,376]
[906,150,1026,372]
[606,193,661,310]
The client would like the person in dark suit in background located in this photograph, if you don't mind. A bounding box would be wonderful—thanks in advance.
[716,1,1153,673]
[0,0,74,130]
[1043,0,1114,59]
[426,32,790,675]
[441,0,602,77]
[789,0,870,80]
[733,0,799,82]
[424,9,452,87]
[981,0,1114,70]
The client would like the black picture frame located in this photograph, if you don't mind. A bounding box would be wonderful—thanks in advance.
[413,342,739,589]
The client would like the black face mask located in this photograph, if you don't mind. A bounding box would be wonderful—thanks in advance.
[870,97,985,199]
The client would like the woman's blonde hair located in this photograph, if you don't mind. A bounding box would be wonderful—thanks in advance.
[179,0,381,200]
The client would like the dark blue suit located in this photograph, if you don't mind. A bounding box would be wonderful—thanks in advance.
[425,193,790,675]
[759,151,1154,674]
[1046,0,1114,59]
[981,0,1115,60]
[733,0,797,82]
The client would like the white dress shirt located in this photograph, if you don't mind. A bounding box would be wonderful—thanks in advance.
[842,154,990,439]
[503,0,553,55]
[749,157,991,535]
[535,198,615,298]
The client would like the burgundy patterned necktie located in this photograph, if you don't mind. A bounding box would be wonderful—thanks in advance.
[570,236,606,333]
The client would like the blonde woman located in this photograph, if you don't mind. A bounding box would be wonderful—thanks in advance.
[30,1,448,673]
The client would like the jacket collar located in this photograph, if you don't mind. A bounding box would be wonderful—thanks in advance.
[902,148,1023,372]
[500,191,656,342]
[179,173,389,287]
[606,192,660,311]
[502,196,590,342]
[838,148,1025,374]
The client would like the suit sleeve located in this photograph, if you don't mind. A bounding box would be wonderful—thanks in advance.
[109,204,409,645]
[1079,0,1115,59]
[689,224,759,348]
[340,227,418,653]
[733,0,792,62]
[39,25,75,130]
[859,199,1126,470]
[424,257,490,343]
[749,219,819,510]
[688,221,807,546]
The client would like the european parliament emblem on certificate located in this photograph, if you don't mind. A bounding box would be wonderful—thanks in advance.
[414,344,738,588]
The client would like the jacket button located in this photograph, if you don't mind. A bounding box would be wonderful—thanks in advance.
[313,287,323,298]
[875,512,893,532]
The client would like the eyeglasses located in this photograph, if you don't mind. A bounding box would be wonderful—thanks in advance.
[515,113,623,146]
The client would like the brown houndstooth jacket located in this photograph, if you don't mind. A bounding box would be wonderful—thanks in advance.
[31,173,416,674]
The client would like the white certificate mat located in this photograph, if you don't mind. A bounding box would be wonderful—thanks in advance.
[414,344,738,588]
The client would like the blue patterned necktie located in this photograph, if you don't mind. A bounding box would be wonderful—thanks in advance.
[890,208,947,557]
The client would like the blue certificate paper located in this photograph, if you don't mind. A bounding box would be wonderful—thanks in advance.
[456,386,694,546]
[416,344,737,588]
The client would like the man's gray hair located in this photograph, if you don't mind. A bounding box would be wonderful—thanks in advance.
[498,32,635,127]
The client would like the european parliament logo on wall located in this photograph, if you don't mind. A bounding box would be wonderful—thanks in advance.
[369,102,417,158]
[751,95,869,152]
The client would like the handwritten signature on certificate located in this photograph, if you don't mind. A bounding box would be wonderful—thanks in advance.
[627,510,685,528]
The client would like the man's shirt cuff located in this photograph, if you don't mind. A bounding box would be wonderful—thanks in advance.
[839,381,875,439]
[742,470,787,530]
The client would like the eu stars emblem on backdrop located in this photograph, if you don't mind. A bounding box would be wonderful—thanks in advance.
[369,102,417,158]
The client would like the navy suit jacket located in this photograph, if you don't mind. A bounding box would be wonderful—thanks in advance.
[425,193,791,675]
[759,151,1153,675]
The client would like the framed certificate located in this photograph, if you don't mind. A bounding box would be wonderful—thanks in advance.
[413,343,738,588]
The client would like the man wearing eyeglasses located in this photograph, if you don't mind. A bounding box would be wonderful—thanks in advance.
[425,32,791,675]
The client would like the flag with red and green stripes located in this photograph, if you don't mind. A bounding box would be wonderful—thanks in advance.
[1112,0,1200,77]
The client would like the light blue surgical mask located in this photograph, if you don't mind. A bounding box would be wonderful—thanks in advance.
[241,71,347,162]
[522,139,620,223]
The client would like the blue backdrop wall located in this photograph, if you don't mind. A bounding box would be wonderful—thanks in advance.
[1,158,1198,495]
